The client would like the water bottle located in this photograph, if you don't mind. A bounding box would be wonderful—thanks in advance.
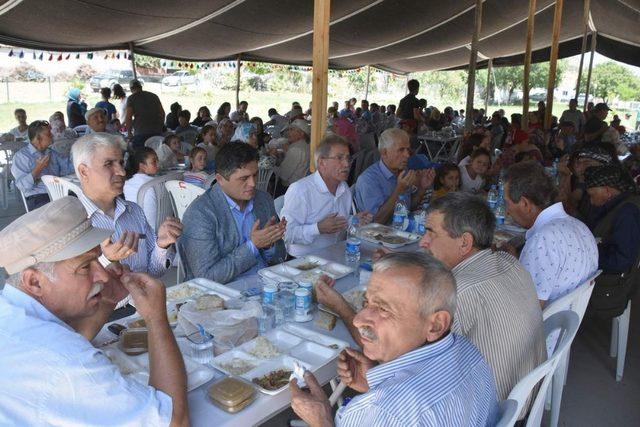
[415,202,428,235]
[347,215,359,240]
[392,194,409,231]
[487,185,498,210]
[495,200,506,225]
[345,217,361,279]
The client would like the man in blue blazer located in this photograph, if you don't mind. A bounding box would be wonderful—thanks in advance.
[178,143,287,284]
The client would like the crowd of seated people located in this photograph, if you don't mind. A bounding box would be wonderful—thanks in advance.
[2,74,640,427]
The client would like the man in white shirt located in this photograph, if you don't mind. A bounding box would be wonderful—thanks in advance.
[503,161,598,306]
[9,108,29,141]
[230,100,249,123]
[281,134,372,257]
[0,197,188,426]
[278,119,311,187]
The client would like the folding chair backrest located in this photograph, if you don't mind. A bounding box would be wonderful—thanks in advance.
[257,168,274,193]
[496,311,580,427]
[137,172,183,231]
[41,175,83,201]
[543,270,602,321]
[145,136,164,150]
[164,180,205,221]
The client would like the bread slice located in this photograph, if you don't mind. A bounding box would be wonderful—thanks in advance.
[315,310,337,331]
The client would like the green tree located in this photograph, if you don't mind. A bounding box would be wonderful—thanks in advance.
[586,62,640,103]
[491,60,567,103]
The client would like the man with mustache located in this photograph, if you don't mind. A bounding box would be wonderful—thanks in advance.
[72,133,182,278]
[291,252,497,426]
[178,143,287,284]
[281,134,372,257]
[0,197,188,426]
[354,128,433,225]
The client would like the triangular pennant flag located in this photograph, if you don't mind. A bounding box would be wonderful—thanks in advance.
[88,53,93,59]
[190,63,194,69]
[65,54,70,60]
[39,52,44,60]
[19,51,24,58]
[57,54,62,61]
[32,51,36,59]
[8,49,14,57]
[48,53,53,61]
[116,53,120,59]
[76,53,80,59]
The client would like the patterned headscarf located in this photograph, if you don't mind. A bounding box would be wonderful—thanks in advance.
[585,164,637,193]
[577,144,613,165]
[231,122,257,143]
[67,87,81,102]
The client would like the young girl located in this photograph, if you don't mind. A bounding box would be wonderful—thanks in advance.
[432,163,461,200]
[196,124,218,166]
[124,147,160,229]
[156,134,185,170]
[459,148,491,194]
[182,147,209,188]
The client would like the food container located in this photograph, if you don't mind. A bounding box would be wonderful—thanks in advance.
[119,328,148,355]
[262,283,278,305]
[187,331,215,364]
[294,288,313,322]
[207,377,256,413]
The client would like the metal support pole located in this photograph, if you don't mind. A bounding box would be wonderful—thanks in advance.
[364,65,371,100]
[48,77,52,101]
[575,0,591,100]
[484,59,493,113]
[545,0,564,130]
[310,0,330,173]
[465,0,483,131]
[235,54,241,109]
[128,42,137,80]
[584,32,597,111]
[522,0,537,130]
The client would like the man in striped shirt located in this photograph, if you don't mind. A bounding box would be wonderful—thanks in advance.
[420,192,546,403]
[72,133,182,277]
[293,252,497,427]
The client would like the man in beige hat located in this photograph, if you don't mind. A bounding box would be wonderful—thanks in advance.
[71,132,182,277]
[0,197,188,426]
[277,118,311,189]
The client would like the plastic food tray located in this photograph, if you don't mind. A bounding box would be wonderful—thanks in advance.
[318,284,367,316]
[357,223,421,248]
[258,255,354,284]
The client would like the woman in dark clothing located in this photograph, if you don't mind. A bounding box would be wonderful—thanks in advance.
[66,88,87,128]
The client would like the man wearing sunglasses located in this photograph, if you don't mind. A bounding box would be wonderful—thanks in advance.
[11,120,74,210]
[281,134,372,257]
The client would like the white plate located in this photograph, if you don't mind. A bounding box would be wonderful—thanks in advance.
[211,350,260,376]
[357,223,420,248]
[130,352,216,392]
[319,262,354,279]
[289,341,337,366]
[285,255,330,271]
[258,269,291,284]
[282,324,350,351]
[185,278,242,299]
[241,356,311,395]
[239,330,303,359]
[294,268,333,284]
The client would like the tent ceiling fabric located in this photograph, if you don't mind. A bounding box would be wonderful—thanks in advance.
[0,0,638,72]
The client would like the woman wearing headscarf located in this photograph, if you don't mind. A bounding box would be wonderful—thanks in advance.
[232,122,275,169]
[216,118,234,147]
[66,88,87,129]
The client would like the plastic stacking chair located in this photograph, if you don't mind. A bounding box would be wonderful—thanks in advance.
[274,195,285,218]
[164,180,205,221]
[257,167,274,193]
[496,311,580,427]
[144,136,164,150]
[136,172,183,232]
[41,175,83,201]
[0,165,8,210]
[610,301,631,382]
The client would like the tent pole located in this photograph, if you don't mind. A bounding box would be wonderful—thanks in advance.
[544,0,564,131]
[235,54,241,109]
[484,58,492,114]
[522,0,536,130]
[310,0,330,173]
[364,65,371,100]
[575,0,591,100]
[128,42,137,80]
[583,32,597,112]
[465,0,483,131]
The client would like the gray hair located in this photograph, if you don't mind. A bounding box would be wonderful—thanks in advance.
[373,252,456,318]
[71,132,124,176]
[378,128,408,151]
[314,132,349,168]
[504,161,558,209]
[427,192,495,249]
[5,262,57,288]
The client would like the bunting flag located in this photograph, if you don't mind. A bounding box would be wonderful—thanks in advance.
[8,49,13,57]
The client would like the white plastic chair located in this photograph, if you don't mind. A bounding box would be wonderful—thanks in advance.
[204,173,217,189]
[542,271,601,427]
[164,180,205,221]
[41,175,83,201]
[144,136,164,151]
[496,311,580,427]
[257,167,274,193]
[274,195,285,218]
[18,189,30,212]
[0,165,8,210]
[610,301,631,382]
[136,172,183,232]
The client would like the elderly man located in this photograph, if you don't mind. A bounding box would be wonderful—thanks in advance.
[125,79,165,149]
[278,119,311,188]
[72,133,182,277]
[86,107,109,133]
[504,161,598,306]
[355,128,434,224]
[11,120,74,210]
[230,100,249,123]
[584,164,640,317]
[179,143,286,284]
[292,252,497,426]
[419,192,546,402]
[281,134,371,257]
[0,197,188,425]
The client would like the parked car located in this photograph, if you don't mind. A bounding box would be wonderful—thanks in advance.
[162,70,199,87]
[89,69,144,92]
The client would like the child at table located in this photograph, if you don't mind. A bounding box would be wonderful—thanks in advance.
[124,147,160,229]
[183,146,209,189]
[432,162,461,201]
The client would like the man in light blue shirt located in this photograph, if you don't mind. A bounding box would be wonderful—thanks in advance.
[179,143,287,284]
[292,252,498,427]
[11,120,74,210]
[355,128,433,224]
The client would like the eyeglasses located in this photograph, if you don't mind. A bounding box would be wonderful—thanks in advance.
[323,155,353,163]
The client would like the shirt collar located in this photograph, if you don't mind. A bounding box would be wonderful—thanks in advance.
[526,202,567,240]
[2,285,73,332]
[223,191,254,214]
[451,249,491,274]
[378,160,395,181]
[313,171,348,197]
[28,142,50,155]
[366,333,455,389]
[79,193,128,221]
